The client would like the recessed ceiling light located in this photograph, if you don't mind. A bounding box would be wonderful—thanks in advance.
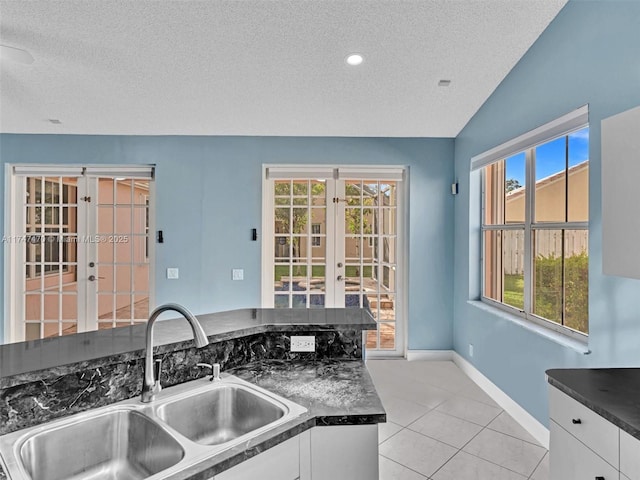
[0,44,34,65]
[48,119,62,124]
[438,79,452,87]
[346,54,364,66]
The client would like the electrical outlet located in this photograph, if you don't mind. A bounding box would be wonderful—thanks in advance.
[291,335,315,352]
[469,344,474,357]
[232,269,244,281]
[167,268,179,279]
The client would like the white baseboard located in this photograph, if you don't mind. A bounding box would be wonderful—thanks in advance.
[452,352,550,449]
[404,349,550,449]
[406,350,454,361]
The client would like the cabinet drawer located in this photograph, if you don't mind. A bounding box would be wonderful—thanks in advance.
[550,420,619,480]
[549,386,619,468]
[621,429,640,480]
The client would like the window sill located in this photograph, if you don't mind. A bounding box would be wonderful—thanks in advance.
[467,300,591,355]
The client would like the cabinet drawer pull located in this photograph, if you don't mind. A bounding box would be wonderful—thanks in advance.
[595,477,605,480]
[571,418,582,424]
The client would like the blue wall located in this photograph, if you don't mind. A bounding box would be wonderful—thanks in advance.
[453,0,640,425]
[4,0,638,430]
[0,135,455,348]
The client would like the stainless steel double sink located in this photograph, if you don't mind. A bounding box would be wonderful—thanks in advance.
[0,375,307,480]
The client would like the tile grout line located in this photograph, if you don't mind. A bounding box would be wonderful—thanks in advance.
[527,451,548,479]
[455,421,542,479]
[371,361,549,480]
[427,410,496,479]
[379,452,430,479]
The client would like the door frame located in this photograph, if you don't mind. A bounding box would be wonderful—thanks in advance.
[261,164,408,357]
[3,164,156,344]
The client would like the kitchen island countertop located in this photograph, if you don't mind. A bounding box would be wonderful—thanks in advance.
[547,367,640,440]
[0,358,384,480]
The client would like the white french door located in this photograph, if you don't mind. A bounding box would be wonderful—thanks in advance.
[5,165,154,343]
[262,165,405,355]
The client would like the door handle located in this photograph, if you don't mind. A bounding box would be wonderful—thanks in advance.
[87,275,105,282]
[337,275,343,281]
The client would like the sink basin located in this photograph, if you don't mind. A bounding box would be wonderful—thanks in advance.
[157,384,286,445]
[19,409,184,480]
[0,375,307,480]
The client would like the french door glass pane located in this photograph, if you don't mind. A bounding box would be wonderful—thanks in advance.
[272,179,327,309]
[23,176,79,340]
[343,180,398,351]
[17,172,152,342]
[269,175,400,352]
[96,177,150,328]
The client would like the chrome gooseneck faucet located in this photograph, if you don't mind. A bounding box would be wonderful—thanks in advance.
[141,303,209,403]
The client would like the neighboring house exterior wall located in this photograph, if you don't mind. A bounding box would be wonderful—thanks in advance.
[502,162,588,275]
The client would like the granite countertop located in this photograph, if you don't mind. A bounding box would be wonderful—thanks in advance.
[546,368,640,440]
[229,359,386,425]
[0,307,375,381]
[0,359,385,480]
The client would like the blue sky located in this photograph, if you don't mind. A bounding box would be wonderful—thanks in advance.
[505,127,589,186]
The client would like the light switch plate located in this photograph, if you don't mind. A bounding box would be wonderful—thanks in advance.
[167,268,179,279]
[291,335,315,352]
[232,269,244,281]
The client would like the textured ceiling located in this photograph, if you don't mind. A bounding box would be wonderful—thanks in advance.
[0,0,567,137]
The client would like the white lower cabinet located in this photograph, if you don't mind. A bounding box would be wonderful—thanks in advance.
[549,385,640,480]
[549,385,619,468]
[211,424,379,480]
[621,429,640,480]
[550,420,618,480]
[215,436,300,480]
[304,424,379,480]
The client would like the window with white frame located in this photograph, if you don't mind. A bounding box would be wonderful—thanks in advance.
[474,106,589,338]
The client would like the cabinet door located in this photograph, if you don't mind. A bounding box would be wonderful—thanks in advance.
[310,425,378,480]
[621,429,640,480]
[216,436,300,480]
[602,104,640,279]
[550,420,618,480]
[549,386,619,468]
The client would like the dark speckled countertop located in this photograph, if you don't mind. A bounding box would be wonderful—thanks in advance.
[547,368,640,440]
[0,359,384,480]
[0,308,374,381]
[230,359,385,425]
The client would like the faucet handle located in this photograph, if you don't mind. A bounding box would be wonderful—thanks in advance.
[196,362,221,381]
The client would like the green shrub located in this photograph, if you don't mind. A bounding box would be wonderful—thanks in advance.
[534,252,588,334]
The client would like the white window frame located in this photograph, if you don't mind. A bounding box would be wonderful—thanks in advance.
[472,106,589,342]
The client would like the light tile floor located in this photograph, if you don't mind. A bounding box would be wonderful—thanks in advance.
[367,360,549,480]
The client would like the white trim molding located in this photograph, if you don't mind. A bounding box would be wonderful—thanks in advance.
[406,350,454,361]
[452,352,550,449]
[471,104,588,171]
